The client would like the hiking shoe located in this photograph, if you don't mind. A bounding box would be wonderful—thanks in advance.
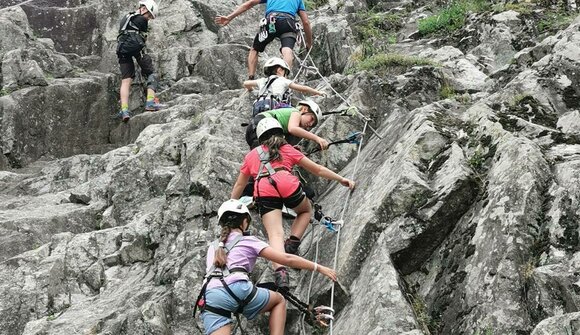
[284,237,301,255]
[145,98,164,111]
[118,110,130,122]
[274,267,289,290]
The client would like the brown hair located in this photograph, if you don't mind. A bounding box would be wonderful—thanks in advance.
[213,225,232,268]
[260,133,287,162]
[214,212,249,268]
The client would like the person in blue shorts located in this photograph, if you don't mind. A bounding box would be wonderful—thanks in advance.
[214,0,312,79]
[198,199,337,335]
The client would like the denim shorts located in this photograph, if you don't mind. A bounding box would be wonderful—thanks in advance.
[200,281,270,334]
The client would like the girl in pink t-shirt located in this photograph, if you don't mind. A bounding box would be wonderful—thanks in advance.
[199,199,336,335]
[230,118,355,287]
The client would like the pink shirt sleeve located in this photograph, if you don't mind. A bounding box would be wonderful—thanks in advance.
[283,145,305,165]
[240,151,255,176]
[245,236,270,254]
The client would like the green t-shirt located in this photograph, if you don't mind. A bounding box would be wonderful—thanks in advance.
[263,108,299,133]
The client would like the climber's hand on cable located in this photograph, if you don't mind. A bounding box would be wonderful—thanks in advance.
[317,138,329,150]
[340,178,355,190]
[318,265,337,281]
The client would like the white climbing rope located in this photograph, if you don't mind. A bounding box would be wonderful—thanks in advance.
[284,23,382,335]
[326,120,369,334]
[298,120,369,334]
[291,28,383,140]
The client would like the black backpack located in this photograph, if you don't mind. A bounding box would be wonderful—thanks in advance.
[116,12,146,55]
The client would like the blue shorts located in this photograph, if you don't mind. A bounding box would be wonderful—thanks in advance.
[200,281,270,335]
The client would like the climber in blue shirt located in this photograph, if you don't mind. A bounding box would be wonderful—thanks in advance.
[214,0,313,80]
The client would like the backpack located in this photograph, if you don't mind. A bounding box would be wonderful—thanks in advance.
[116,12,146,55]
[252,76,291,116]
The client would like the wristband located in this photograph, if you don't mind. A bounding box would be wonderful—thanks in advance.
[313,262,318,272]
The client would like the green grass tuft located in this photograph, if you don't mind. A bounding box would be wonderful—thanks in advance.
[353,11,404,58]
[538,10,578,33]
[350,53,435,74]
[418,0,491,35]
[440,83,456,99]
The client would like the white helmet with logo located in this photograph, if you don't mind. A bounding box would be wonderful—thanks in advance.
[256,117,283,141]
[263,57,290,76]
[218,199,251,225]
[139,0,158,18]
[298,100,322,127]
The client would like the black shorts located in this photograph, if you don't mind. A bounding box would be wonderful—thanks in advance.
[256,184,305,215]
[252,16,297,53]
[118,52,155,80]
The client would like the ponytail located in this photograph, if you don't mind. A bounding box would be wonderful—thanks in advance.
[214,212,250,267]
[214,226,231,268]
[261,134,287,162]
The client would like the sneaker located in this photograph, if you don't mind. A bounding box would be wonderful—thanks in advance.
[284,236,301,255]
[274,267,289,290]
[117,110,130,122]
[282,205,297,218]
[145,97,164,111]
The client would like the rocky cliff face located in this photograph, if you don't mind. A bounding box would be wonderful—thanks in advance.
[1,0,580,334]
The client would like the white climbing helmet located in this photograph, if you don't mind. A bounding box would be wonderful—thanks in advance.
[298,100,322,127]
[218,199,251,223]
[139,0,158,18]
[256,117,283,141]
[263,57,290,76]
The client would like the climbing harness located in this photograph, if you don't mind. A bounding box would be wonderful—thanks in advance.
[193,235,256,335]
[118,12,142,34]
[256,282,335,328]
[306,131,363,156]
[254,146,289,216]
[117,12,147,55]
[252,76,291,116]
[253,76,279,116]
[258,12,297,43]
